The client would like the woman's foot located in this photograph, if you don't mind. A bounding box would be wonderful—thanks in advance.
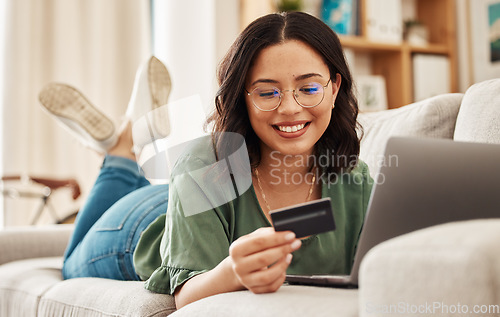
[39,83,117,154]
[127,56,172,152]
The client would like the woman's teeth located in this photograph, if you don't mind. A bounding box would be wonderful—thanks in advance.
[277,123,306,133]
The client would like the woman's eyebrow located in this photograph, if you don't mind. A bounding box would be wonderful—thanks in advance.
[294,73,324,81]
[250,78,279,86]
[249,73,324,87]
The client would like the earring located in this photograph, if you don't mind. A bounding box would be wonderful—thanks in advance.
[332,103,335,109]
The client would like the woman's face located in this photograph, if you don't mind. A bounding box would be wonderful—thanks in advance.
[245,40,341,159]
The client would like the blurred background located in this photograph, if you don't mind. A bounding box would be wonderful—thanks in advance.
[0,0,496,227]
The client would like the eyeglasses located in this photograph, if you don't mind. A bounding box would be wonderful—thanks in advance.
[245,79,331,112]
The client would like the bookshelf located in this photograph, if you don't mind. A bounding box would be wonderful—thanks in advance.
[240,0,458,109]
[340,0,458,108]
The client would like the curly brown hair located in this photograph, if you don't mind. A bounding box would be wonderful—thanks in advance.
[207,11,361,175]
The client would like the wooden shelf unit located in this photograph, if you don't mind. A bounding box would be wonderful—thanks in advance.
[340,0,458,108]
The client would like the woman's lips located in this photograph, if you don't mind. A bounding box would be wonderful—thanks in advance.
[272,122,310,138]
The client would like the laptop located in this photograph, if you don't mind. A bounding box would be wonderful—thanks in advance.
[285,136,500,288]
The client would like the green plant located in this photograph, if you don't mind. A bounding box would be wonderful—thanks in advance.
[276,0,302,12]
[404,19,423,30]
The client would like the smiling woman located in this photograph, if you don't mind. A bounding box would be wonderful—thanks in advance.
[43,10,373,311]
[136,11,373,308]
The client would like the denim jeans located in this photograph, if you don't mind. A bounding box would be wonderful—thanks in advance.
[62,155,168,280]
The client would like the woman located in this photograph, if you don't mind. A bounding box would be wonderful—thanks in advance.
[42,11,372,309]
[137,11,372,308]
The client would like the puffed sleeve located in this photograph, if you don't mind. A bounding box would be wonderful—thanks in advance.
[143,140,238,294]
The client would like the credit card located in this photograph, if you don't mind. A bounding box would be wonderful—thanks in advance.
[270,197,336,238]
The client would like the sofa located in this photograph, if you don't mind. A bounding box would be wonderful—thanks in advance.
[1,78,499,316]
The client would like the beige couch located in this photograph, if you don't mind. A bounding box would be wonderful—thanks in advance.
[1,78,499,316]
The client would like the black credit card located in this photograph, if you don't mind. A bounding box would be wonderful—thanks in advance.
[270,197,336,238]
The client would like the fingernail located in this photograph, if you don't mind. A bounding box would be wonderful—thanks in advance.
[291,239,301,250]
[286,253,293,264]
[285,232,296,241]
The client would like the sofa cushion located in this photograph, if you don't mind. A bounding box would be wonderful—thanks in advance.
[358,93,463,178]
[359,219,500,317]
[171,285,359,317]
[0,255,176,316]
[38,278,176,316]
[0,224,73,265]
[0,257,63,317]
[454,78,500,144]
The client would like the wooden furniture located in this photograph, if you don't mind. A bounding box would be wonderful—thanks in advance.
[239,0,458,109]
[342,0,457,108]
[1,175,80,224]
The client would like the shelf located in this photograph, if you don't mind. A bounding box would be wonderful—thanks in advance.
[407,43,450,55]
[339,36,402,52]
[341,0,457,108]
[239,0,457,109]
[340,36,450,55]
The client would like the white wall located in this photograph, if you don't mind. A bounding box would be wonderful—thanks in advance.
[0,0,6,229]
[151,0,239,116]
[215,0,240,68]
[455,0,500,91]
[456,0,472,92]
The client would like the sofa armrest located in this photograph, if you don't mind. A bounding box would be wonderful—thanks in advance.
[0,224,73,265]
[359,219,500,317]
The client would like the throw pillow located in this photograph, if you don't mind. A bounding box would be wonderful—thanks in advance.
[454,78,500,144]
[358,93,464,178]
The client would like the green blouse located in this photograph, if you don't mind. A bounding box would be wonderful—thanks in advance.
[133,137,373,295]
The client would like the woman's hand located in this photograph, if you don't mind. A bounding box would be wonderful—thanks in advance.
[174,227,301,308]
[229,227,302,294]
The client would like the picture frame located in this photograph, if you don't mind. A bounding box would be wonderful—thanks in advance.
[468,0,500,83]
[321,0,358,35]
[355,75,388,112]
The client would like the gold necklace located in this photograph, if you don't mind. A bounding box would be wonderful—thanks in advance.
[254,167,316,212]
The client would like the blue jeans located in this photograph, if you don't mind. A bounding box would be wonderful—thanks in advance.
[62,155,168,280]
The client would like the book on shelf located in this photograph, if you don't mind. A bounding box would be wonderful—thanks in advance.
[321,0,359,35]
[413,54,450,102]
[365,0,402,43]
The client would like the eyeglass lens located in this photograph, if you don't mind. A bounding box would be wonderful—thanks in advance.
[251,82,325,111]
